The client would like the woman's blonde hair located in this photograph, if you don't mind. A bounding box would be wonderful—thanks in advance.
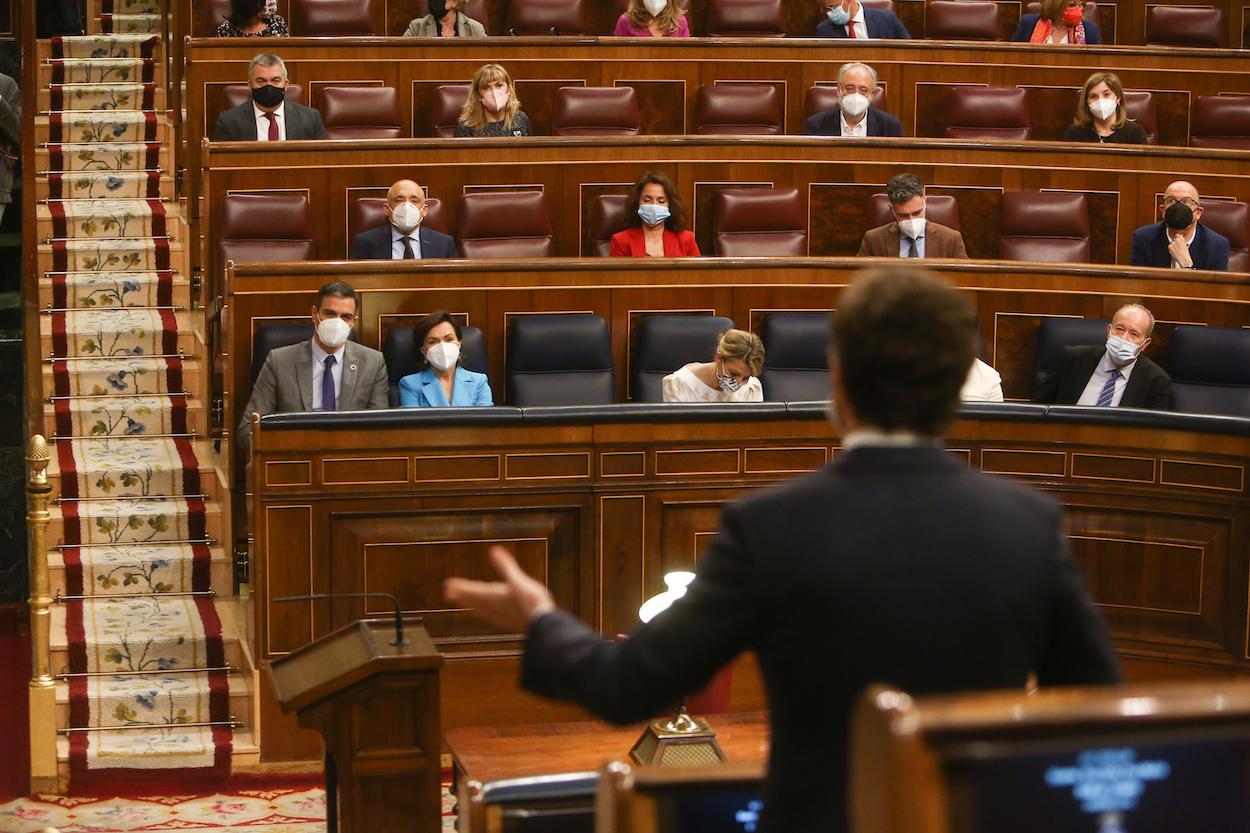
[626,0,683,34]
[459,63,521,132]
[1073,71,1130,131]
[717,329,765,377]
[1040,0,1078,21]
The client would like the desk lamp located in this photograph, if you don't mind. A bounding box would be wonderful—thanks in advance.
[629,571,727,767]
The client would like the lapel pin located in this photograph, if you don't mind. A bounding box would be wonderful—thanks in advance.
[349,364,357,371]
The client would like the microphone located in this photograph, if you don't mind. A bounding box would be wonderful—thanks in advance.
[273,592,410,647]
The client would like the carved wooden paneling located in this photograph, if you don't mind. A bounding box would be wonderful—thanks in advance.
[1072,453,1157,484]
[600,451,646,478]
[743,446,827,474]
[265,460,312,487]
[412,453,501,482]
[981,449,1067,477]
[323,456,410,485]
[600,495,646,635]
[505,451,592,480]
[655,448,741,476]
[263,504,315,655]
[1161,459,1245,492]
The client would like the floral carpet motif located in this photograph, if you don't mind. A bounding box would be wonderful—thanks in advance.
[49,198,166,240]
[50,83,156,112]
[51,356,183,398]
[49,58,156,86]
[101,13,163,34]
[51,238,171,273]
[54,394,189,438]
[60,542,211,596]
[61,496,207,546]
[51,308,178,357]
[55,436,200,498]
[50,110,157,144]
[49,170,163,200]
[47,142,161,172]
[51,34,159,59]
[51,270,173,309]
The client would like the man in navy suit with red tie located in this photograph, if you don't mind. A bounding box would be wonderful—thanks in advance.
[815,0,911,38]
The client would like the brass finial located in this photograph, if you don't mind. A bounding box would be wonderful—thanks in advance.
[27,435,50,488]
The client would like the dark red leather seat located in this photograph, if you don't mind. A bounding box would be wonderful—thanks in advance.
[924,0,1001,40]
[217,193,315,277]
[349,197,449,247]
[1191,95,1250,150]
[1146,5,1224,47]
[457,191,556,258]
[694,84,783,135]
[943,87,1032,140]
[590,194,630,257]
[997,191,1091,263]
[1200,201,1250,272]
[291,0,377,35]
[432,84,470,138]
[1123,90,1158,145]
[507,0,585,34]
[552,86,641,136]
[712,188,807,256]
[319,85,402,139]
[706,0,786,36]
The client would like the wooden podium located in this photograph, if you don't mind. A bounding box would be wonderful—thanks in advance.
[268,616,443,833]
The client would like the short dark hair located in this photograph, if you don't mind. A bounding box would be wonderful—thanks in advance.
[412,310,463,371]
[831,267,977,436]
[229,0,265,26]
[316,281,357,309]
[885,173,925,205]
[624,171,688,232]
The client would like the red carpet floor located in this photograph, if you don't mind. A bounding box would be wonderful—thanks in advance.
[0,605,31,801]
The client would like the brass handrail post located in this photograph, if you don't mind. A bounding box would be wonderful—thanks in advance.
[27,435,59,793]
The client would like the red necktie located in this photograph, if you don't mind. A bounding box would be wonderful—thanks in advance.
[263,111,278,141]
[847,20,857,37]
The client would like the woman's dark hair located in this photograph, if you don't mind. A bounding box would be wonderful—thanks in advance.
[229,0,266,27]
[831,267,977,436]
[412,310,463,371]
[624,171,688,232]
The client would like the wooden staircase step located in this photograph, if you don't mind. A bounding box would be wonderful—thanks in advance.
[47,542,234,600]
[46,437,222,501]
[46,498,224,550]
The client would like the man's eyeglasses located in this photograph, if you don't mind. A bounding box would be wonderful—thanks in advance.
[1161,197,1198,210]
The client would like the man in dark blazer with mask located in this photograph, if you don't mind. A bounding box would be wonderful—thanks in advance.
[349,178,460,260]
[444,267,1121,833]
[803,61,903,137]
[1130,181,1229,271]
[816,0,911,37]
[213,53,327,141]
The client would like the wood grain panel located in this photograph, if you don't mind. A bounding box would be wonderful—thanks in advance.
[412,453,501,482]
[743,446,827,474]
[981,449,1066,477]
[1160,459,1245,492]
[655,448,741,476]
[265,460,312,487]
[505,452,592,480]
[601,451,646,477]
[264,504,314,655]
[1072,453,1156,484]
[600,495,646,636]
[323,456,410,485]
[616,80,687,135]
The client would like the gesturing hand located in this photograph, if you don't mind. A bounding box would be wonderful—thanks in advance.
[444,545,556,633]
[1168,233,1193,268]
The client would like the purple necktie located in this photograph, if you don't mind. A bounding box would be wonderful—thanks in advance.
[322,354,337,410]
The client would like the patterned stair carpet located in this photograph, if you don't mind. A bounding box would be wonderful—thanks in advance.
[38,20,232,787]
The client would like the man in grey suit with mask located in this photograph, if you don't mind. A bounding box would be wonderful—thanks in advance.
[213,53,327,141]
[237,281,389,457]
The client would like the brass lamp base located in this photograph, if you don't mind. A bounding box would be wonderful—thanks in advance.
[629,706,726,767]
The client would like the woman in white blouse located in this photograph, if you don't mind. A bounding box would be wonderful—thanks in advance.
[662,329,765,402]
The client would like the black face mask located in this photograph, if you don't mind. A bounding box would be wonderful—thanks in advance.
[251,83,285,109]
[428,0,449,18]
[1164,202,1194,231]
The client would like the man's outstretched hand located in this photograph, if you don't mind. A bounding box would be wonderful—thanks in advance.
[444,545,557,633]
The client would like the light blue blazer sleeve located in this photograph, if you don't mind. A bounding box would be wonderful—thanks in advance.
[398,367,493,407]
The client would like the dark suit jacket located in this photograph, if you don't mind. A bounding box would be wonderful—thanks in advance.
[802,106,903,137]
[1035,344,1172,409]
[212,100,327,141]
[1130,221,1230,271]
[521,446,1120,833]
[349,223,460,260]
[1010,13,1102,43]
[816,6,911,38]
[857,220,967,258]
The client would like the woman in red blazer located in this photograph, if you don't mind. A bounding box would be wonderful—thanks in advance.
[609,171,701,257]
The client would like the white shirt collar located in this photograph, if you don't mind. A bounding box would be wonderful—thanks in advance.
[253,101,285,120]
[311,336,345,361]
[840,109,867,136]
[850,4,866,29]
[1097,348,1137,380]
[843,428,934,450]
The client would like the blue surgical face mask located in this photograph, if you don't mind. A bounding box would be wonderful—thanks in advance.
[638,203,671,226]
[826,4,851,25]
[1105,333,1141,366]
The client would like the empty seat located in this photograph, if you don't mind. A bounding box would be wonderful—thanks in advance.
[712,188,807,256]
[319,85,402,139]
[804,85,888,119]
[706,0,786,36]
[552,87,641,136]
[432,84,470,138]
[507,314,613,405]
[759,314,830,402]
[1200,201,1250,272]
[217,192,314,276]
[291,0,377,35]
[1146,5,1224,47]
[590,194,630,257]
[943,87,1031,141]
[925,0,1000,40]
[457,191,556,258]
[1168,326,1250,416]
[1122,90,1158,145]
[507,0,584,34]
[694,84,783,135]
[997,192,1091,263]
[1190,95,1250,150]
[632,315,736,402]
[349,196,448,242]
[252,322,357,384]
[867,193,961,231]
[1030,317,1107,401]
[382,324,487,405]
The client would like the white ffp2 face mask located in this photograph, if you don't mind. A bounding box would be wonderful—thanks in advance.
[897,217,926,240]
[390,201,423,233]
[317,317,351,349]
[643,0,668,15]
[425,340,460,371]
[482,88,509,112]
[1088,97,1118,121]
[840,92,870,118]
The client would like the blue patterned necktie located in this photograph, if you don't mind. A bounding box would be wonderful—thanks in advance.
[1096,368,1122,407]
[322,354,337,410]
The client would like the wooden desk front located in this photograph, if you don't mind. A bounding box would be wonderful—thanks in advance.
[250,406,1250,760]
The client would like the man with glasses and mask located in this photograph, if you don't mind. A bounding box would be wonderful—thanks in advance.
[858,173,967,259]
[803,62,903,138]
[213,53,327,141]
[1130,181,1229,271]
[815,0,910,37]
[237,282,389,457]
[350,179,460,260]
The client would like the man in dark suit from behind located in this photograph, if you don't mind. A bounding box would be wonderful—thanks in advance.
[349,178,460,260]
[816,0,911,38]
[859,172,968,259]
[213,52,327,141]
[803,62,903,138]
[1130,180,1230,272]
[445,267,1122,833]
[1035,303,1172,409]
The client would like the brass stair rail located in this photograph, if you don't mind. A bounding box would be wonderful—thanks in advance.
[27,434,59,793]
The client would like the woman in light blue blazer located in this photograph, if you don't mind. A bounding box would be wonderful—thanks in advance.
[398,310,493,407]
